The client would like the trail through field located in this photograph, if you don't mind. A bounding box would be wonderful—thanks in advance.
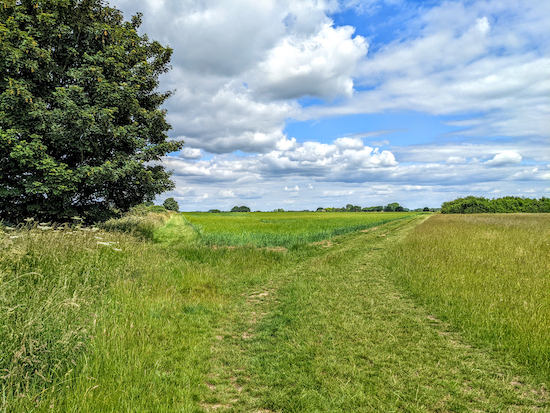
[204,216,548,412]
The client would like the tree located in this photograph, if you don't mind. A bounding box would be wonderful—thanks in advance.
[384,202,401,212]
[162,197,178,212]
[231,206,250,212]
[0,0,184,223]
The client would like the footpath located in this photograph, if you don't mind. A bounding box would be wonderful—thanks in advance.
[204,216,548,412]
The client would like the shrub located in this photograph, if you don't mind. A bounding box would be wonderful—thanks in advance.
[163,198,179,212]
[231,206,251,212]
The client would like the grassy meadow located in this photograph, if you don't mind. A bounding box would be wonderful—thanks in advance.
[386,213,550,383]
[1,211,549,412]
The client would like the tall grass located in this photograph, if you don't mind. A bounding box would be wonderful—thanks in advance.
[386,213,550,381]
[98,210,170,240]
[184,211,416,248]
[0,214,315,411]
[0,225,136,400]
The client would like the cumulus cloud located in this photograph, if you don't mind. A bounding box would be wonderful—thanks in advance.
[179,147,203,159]
[161,137,398,186]
[334,137,365,150]
[485,151,522,167]
[117,0,367,154]
[113,0,549,210]
[305,1,550,140]
[167,81,299,153]
[254,23,367,100]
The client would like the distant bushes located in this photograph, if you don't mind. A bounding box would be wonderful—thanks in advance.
[441,196,550,214]
[231,206,251,212]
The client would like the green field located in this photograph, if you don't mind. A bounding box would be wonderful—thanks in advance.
[386,213,550,382]
[1,212,548,412]
[183,211,415,247]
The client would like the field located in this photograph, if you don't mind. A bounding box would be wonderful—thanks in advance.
[1,212,548,412]
[182,211,413,247]
[386,213,550,382]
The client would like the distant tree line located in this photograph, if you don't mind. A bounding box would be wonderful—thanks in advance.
[315,203,413,212]
[203,202,440,213]
[441,196,550,214]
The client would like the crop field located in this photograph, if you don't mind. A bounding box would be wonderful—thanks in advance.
[1,212,548,412]
[387,213,550,382]
[183,211,415,247]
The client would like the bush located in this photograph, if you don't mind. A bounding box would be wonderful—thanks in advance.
[163,198,179,212]
[231,206,251,212]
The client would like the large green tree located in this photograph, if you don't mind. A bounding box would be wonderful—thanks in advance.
[0,0,183,223]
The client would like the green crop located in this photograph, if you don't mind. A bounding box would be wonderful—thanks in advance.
[183,211,417,248]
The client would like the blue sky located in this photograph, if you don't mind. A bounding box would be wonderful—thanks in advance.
[117,0,549,211]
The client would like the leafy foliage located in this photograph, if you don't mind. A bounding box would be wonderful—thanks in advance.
[441,196,550,213]
[162,197,179,212]
[231,205,251,212]
[0,0,183,223]
[384,202,404,212]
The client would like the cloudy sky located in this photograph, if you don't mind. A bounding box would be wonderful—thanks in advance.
[117,0,549,211]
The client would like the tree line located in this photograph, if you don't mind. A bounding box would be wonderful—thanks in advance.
[441,196,550,214]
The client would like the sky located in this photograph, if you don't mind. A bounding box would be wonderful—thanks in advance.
[115,0,550,211]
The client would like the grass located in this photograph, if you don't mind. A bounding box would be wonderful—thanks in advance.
[183,211,417,248]
[1,212,548,411]
[0,214,316,411]
[385,213,550,383]
[205,215,548,412]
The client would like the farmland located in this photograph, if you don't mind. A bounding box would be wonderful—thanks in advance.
[386,213,550,382]
[182,211,414,247]
[1,212,548,412]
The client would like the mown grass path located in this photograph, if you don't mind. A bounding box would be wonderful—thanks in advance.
[205,216,548,412]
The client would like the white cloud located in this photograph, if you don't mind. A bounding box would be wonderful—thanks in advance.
[218,190,236,198]
[334,137,365,150]
[485,151,522,167]
[117,0,367,154]
[305,1,550,140]
[179,147,203,159]
[254,23,367,99]
[284,185,301,192]
[446,156,467,165]
[113,0,550,210]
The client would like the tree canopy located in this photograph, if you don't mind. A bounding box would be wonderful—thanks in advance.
[441,196,550,213]
[231,206,250,212]
[0,0,184,223]
[162,197,178,212]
